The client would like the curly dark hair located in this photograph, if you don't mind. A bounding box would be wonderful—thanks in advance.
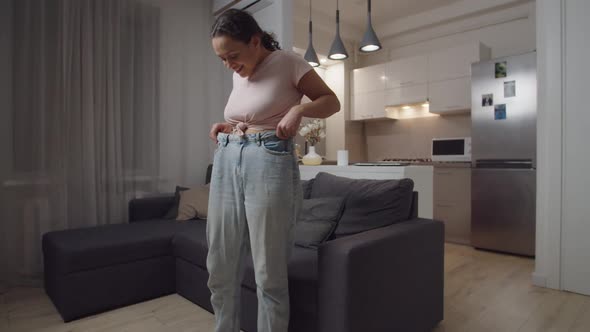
[211,9,281,51]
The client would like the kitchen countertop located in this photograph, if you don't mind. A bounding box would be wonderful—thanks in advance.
[432,162,472,168]
[301,160,472,168]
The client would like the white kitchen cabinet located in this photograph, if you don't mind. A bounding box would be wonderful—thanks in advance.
[428,43,491,83]
[428,76,471,114]
[386,55,428,89]
[352,93,367,120]
[352,90,386,120]
[352,43,490,119]
[352,63,387,94]
[384,83,428,107]
[433,167,471,244]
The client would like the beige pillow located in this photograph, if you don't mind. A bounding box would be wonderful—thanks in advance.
[176,184,210,220]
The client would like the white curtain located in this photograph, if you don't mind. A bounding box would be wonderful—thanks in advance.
[0,0,161,286]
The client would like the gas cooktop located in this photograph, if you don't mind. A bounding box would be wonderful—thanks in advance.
[353,162,411,166]
[382,158,433,163]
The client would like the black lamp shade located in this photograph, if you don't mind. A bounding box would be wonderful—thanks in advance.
[304,2,320,67]
[359,0,381,52]
[328,9,348,60]
[304,40,320,67]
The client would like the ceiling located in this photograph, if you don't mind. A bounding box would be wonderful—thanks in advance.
[295,0,463,31]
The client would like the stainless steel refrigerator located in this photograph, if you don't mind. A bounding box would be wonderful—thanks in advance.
[470,51,536,256]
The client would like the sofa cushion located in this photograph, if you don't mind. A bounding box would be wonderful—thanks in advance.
[172,221,209,269]
[42,220,184,274]
[177,184,210,220]
[310,172,414,236]
[163,186,190,219]
[300,179,314,199]
[294,197,345,248]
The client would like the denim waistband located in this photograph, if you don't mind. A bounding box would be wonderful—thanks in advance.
[217,131,290,146]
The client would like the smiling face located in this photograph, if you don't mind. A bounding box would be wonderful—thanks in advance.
[212,34,265,78]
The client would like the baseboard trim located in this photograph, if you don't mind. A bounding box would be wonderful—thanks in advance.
[532,272,547,287]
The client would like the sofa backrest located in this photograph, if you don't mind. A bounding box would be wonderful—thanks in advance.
[409,191,419,219]
[308,172,415,237]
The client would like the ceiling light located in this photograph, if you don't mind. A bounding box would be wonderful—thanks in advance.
[359,0,382,53]
[320,58,327,63]
[304,0,320,67]
[402,105,411,110]
[422,99,430,107]
[328,0,349,60]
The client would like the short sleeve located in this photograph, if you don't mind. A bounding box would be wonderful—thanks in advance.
[288,51,314,87]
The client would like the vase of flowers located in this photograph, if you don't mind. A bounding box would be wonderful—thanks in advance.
[299,119,325,166]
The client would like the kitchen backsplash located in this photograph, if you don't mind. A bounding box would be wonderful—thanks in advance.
[364,114,471,161]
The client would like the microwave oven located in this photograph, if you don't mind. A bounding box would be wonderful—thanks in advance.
[431,137,471,162]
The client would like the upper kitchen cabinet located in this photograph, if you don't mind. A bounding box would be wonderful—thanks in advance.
[351,42,491,120]
[384,83,428,107]
[352,90,387,120]
[352,63,387,94]
[427,43,491,114]
[386,55,428,89]
[428,43,491,82]
[428,76,471,114]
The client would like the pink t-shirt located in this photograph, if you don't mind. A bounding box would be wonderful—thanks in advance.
[224,50,313,131]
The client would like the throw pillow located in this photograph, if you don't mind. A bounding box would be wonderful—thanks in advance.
[294,196,345,248]
[300,178,314,199]
[163,186,189,219]
[310,172,414,236]
[177,184,210,220]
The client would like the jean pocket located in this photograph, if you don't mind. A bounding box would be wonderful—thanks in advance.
[261,139,292,156]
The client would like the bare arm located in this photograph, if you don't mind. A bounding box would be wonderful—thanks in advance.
[296,70,340,118]
[275,69,340,139]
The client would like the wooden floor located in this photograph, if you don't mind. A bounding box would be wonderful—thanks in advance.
[1,243,589,332]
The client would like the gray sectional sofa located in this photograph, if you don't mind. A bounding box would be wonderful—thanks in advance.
[42,171,444,332]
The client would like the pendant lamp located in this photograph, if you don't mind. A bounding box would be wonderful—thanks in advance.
[359,0,381,52]
[328,0,348,60]
[304,0,320,67]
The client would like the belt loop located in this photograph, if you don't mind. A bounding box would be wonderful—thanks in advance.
[223,135,229,147]
[257,132,262,146]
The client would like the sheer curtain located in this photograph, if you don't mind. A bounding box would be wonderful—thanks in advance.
[0,0,160,286]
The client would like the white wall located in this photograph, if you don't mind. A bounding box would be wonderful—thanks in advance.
[254,0,294,50]
[324,63,346,160]
[561,0,590,296]
[535,0,590,296]
[533,0,563,291]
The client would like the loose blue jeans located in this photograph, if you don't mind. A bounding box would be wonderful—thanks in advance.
[206,131,302,332]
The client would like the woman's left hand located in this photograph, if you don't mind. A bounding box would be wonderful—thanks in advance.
[276,106,304,139]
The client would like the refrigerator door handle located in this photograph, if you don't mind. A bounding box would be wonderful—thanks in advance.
[475,159,534,169]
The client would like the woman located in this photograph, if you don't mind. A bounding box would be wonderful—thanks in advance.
[206,9,340,332]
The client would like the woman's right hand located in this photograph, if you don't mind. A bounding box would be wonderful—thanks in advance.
[209,122,233,142]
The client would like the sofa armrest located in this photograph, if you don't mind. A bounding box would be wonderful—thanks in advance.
[128,195,175,222]
[317,218,444,332]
